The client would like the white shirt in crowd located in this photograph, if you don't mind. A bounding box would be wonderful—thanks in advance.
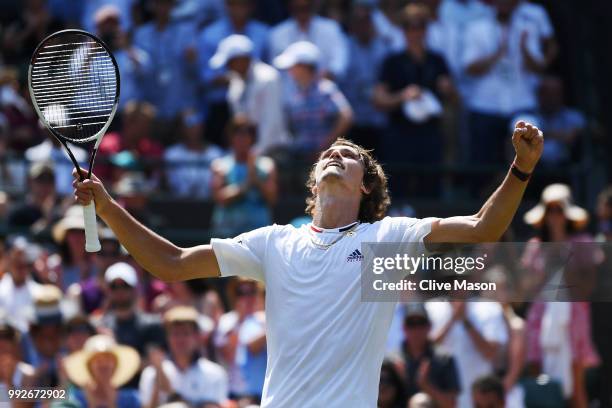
[0,274,41,332]
[211,216,436,407]
[268,16,348,78]
[139,357,229,406]
[164,143,224,198]
[426,300,509,408]
[461,7,545,116]
[227,61,290,153]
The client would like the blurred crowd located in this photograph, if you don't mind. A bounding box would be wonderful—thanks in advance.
[0,0,611,407]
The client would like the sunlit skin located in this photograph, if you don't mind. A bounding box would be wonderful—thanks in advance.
[88,352,117,384]
[167,322,198,370]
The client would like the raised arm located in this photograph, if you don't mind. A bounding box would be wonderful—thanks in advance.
[426,121,544,244]
[73,171,220,281]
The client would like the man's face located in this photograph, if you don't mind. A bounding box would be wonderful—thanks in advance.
[32,325,62,358]
[107,278,136,311]
[473,391,504,408]
[314,145,365,193]
[226,0,252,23]
[8,248,30,286]
[403,316,430,348]
[167,322,198,358]
[290,0,313,21]
[227,56,252,77]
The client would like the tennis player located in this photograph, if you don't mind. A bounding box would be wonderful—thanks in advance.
[74,121,543,407]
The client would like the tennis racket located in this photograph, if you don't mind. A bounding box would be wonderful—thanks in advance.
[28,29,120,252]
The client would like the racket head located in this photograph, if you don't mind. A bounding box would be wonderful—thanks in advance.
[28,29,120,145]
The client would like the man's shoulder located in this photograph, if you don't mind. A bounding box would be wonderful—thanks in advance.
[197,357,227,379]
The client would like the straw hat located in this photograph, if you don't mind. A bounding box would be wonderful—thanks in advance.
[524,183,589,229]
[52,206,86,244]
[63,335,140,388]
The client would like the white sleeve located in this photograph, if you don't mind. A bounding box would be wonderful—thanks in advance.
[474,304,509,345]
[461,23,490,69]
[215,366,230,402]
[138,366,156,407]
[380,216,438,243]
[210,225,276,282]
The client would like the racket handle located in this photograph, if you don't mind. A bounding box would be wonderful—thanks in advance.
[83,202,101,252]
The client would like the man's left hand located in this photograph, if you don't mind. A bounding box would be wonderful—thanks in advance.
[512,121,544,173]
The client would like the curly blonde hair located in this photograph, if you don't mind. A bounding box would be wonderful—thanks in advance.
[305,138,391,223]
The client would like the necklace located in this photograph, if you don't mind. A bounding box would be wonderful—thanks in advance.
[309,222,359,250]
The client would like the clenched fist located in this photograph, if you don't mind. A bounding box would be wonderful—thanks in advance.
[72,169,113,217]
[512,121,544,173]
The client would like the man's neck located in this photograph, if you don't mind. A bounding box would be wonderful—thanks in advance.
[231,18,248,33]
[313,189,360,229]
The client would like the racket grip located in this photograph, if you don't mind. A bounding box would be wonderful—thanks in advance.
[83,202,101,252]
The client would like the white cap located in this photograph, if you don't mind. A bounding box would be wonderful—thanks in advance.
[105,262,138,287]
[209,35,254,69]
[273,41,320,69]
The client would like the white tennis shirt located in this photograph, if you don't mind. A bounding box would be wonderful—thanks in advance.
[211,216,435,407]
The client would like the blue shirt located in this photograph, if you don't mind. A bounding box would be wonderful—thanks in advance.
[114,47,154,110]
[198,18,270,104]
[134,22,199,118]
[341,35,389,128]
[73,388,140,408]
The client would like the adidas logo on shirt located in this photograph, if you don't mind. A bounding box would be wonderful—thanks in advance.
[346,249,364,262]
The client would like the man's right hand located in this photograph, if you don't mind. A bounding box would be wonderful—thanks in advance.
[72,169,113,217]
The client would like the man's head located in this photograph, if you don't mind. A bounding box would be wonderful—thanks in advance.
[122,101,156,143]
[163,306,200,359]
[226,115,257,157]
[94,5,122,49]
[493,0,519,20]
[228,278,263,316]
[349,4,375,44]
[181,110,206,146]
[210,34,254,76]
[403,303,431,349]
[306,139,390,223]
[152,0,175,22]
[472,375,505,408]
[274,41,320,86]
[6,236,34,286]
[30,285,64,359]
[226,0,253,26]
[29,161,55,202]
[400,3,430,47]
[538,76,564,114]
[290,0,314,24]
[104,262,138,314]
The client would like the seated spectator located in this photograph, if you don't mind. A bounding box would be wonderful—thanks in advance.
[64,334,140,407]
[164,111,224,198]
[269,0,348,79]
[426,300,508,408]
[52,206,96,290]
[462,0,546,165]
[401,303,459,408]
[0,316,35,399]
[472,375,506,408]
[63,314,96,354]
[341,3,390,152]
[198,0,270,147]
[373,3,453,166]
[94,5,153,111]
[133,0,198,131]
[211,35,289,153]
[0,236,42,332]
[532,76,586,166]
[216,278,266,402]
[378,359,406,408]
[274,41,353,156]
[7,161,60,233]
[211,116,277,237]
[28,285,64,387]
[97,101,163,184]
[95,262,166,356]
[139,306,229,407]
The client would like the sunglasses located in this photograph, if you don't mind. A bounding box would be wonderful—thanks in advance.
[109,281,132,290]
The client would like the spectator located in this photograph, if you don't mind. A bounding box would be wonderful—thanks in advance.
[6,161,60,233]
[472,375,506,408]
[462,0,546,165]
[514,0,558,69]
[531,76,586,166]
[341,3,390,152]
[215,278,266,402]
[373,3,453,194]
[426,300,508,408]
[0,316,35,399]
[198,0,270,147]
[94,5,153,111]
[0,236,42,332]
[522,183,601,408]
[133,0,198,128]
[139,306,229,407]
[63,314,96,354]
[164,110,224,198]
[401,303,459,408]
[52,206,96,290]
[370,0,405,51]
[269,0,348,79]
[211,116,277,237]
[95,262,166,356]
[28,284,64,387]
[64,334,140,407]
[112,172,161,228]
[378,359,406,408]
[274,41,353,155]
[211,34,289,153]
[82,0,133,33]
[97,101,163,184]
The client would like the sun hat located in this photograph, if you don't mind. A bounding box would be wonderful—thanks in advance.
[63,334,140,388]
[210,34,254,69]
[52,206,86,244]
[273,41,320,69]
[163,305,199,325]
[523,183,589,229]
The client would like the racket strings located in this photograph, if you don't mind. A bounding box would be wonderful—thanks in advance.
[30,33,118,144]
